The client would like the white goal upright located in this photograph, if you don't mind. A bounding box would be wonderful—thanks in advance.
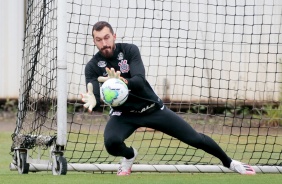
[10,0,282,175]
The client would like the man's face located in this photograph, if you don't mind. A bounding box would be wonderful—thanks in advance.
[93,27,116,58]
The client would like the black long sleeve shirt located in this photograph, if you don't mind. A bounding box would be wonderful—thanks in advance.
[85,43,163,112]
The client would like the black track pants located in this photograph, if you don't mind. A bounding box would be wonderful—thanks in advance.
[104,106,232,167]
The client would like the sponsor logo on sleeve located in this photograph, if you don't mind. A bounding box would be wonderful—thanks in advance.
[97,61,107,67]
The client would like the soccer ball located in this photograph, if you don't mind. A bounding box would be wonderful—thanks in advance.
[100,78,129,107]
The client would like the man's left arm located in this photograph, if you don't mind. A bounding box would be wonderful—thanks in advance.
[124,44,147,91]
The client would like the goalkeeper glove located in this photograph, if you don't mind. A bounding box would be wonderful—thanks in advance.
[98,67,128,84]
[81,83,96,112]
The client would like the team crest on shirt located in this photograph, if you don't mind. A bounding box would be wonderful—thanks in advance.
[97,61,107,67]
[117,52,124,60]
[118,60,130,73]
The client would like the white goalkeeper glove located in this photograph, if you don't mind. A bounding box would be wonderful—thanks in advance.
[81,83,96,112]
[98,67,128,84]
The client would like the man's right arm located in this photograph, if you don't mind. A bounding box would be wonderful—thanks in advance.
[84,61,101,110]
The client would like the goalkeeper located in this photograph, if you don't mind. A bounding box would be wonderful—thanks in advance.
[81,21,256,176]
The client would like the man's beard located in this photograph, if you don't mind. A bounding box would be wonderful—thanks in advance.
[100,46,114,58]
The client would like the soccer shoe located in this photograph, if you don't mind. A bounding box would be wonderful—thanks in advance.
[229,160,256,175]
[117,148,138,176]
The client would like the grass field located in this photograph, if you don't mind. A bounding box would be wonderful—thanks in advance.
[0,119,281,184]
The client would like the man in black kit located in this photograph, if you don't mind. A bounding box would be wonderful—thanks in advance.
[81,21,256,176]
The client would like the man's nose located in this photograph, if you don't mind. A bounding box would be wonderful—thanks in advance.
[102,39,107,46]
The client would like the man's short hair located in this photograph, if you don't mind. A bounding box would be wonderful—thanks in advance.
[92,21,114,37]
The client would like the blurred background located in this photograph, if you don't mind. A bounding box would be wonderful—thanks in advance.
[0,0,24,102]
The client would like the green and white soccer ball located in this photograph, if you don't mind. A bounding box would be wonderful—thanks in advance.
[100,78,129,107]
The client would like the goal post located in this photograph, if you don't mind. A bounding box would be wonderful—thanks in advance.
[10,0,282,175]
[56,0,67,148]
[11,0,68,175]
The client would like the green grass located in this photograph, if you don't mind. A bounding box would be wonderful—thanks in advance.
[64,129,282,165]
[0,172,281,184]
[1,122,281,184]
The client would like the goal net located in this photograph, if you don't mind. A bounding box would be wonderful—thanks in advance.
[10,0,282,174]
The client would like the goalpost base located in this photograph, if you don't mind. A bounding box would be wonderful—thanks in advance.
[9,163,282,173]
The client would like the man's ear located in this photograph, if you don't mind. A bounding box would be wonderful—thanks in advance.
[113,33,116,41]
